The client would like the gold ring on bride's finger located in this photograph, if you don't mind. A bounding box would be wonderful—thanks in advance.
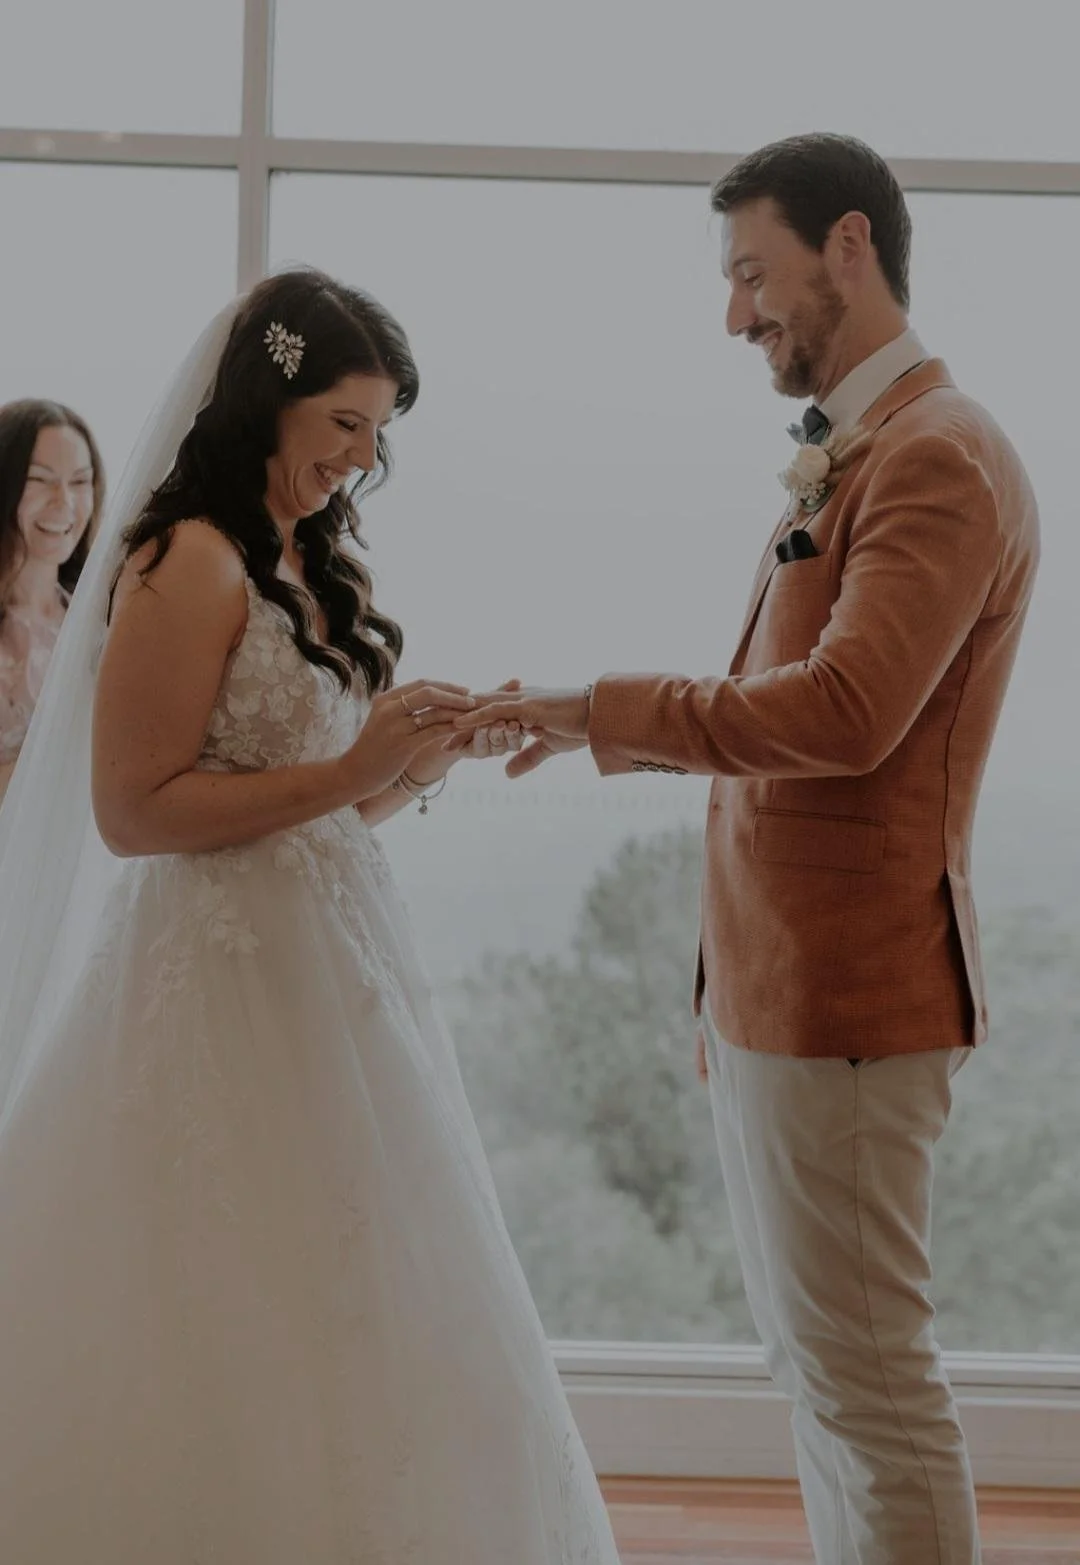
[399,693,414,715]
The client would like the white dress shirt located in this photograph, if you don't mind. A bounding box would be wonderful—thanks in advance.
[818,327,928,435]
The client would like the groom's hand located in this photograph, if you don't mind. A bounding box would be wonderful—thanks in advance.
[411,680,525,778]
[449,686,590,778]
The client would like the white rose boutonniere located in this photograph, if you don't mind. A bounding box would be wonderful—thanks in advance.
[779,425,873,514]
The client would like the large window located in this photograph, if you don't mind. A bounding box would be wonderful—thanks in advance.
[4,0,1080,1479]
[270,174,1080,1352]
[0,0,243,135]
[0,164,238,475]
[273,0,1080,162]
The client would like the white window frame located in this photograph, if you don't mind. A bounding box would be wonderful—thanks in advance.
[3,0,1078,1487]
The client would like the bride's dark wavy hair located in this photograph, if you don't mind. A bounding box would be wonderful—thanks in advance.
[120,268,418,694]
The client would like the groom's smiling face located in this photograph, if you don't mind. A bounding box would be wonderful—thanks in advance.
[721,198,846,401]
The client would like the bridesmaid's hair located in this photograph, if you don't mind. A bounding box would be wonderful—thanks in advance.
[0,399,105,612]
[122,267,418,696]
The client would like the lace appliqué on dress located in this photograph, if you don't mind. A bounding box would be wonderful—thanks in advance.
[272,815,412,1030]
[129,577,409,1058]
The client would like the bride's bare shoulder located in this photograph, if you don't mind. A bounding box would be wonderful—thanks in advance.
[113,518,248,617]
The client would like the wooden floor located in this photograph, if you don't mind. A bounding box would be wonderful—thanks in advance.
[601,1479,1080,1562]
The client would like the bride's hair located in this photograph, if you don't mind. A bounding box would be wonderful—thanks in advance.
[120,268,418,695]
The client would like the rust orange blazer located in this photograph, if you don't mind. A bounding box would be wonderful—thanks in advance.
[588,361,1040,1058]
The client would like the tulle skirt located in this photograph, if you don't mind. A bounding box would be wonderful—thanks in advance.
[0,808,619,1562]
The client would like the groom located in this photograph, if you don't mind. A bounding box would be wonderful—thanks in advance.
[455,135,1039,1563]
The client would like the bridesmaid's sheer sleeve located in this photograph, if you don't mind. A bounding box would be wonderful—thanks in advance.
[0,647,30,767]
[0,610,65,767]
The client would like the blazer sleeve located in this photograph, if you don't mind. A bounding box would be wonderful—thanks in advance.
[588,433,1003,779]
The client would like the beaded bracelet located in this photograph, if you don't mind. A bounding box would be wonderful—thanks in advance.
[393,770,448,815]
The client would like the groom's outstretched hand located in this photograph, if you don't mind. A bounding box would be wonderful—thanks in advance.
[447,686,591,779]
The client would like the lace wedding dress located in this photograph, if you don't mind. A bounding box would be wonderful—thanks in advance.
[0,574,620,1563]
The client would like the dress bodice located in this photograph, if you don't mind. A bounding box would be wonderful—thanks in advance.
[199,577,365,773]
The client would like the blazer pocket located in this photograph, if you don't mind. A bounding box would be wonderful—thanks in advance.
[770,548,833,581]
[751,808,887,874]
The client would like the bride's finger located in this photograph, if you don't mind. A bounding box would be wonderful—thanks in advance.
[453,700,525,730]
[395,677,471,694]
[409,705,477,733]
[401,684,477,714]
[407,718,461,748]
[394,679,473,703]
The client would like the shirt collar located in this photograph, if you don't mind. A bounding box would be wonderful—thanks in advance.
[818,327,928,435]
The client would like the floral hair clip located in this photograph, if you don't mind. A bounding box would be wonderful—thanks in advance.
[264,321,306,380]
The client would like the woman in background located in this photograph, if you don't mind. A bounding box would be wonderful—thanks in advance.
[0,398,103,802]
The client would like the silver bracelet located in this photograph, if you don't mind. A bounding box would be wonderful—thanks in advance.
[394,769,448,815]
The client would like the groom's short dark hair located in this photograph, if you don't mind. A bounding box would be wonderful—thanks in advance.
[711,134,912,310]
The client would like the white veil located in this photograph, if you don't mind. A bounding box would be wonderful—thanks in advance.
[0,295,244,1117]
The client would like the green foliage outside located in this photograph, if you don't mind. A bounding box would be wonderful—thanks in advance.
[448,827,1080,1351]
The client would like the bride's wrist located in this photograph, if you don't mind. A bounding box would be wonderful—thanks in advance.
[404,757,452,788]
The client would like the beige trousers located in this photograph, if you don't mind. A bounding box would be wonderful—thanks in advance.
[703,1007,980,1565]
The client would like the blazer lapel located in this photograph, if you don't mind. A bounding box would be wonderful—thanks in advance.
[727,360,956,675]
[729,506,793,674]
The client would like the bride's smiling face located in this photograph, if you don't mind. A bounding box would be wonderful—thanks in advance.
[264,373,399,524]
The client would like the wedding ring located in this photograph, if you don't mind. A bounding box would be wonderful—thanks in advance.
[399,693,414,715]
[412,713,423,729]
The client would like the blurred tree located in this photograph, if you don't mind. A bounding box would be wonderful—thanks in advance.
[448,827,1080,1352]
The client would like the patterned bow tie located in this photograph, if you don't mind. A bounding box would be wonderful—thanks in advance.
[787,404,831,447]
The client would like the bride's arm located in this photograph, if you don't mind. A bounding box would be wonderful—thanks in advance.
[92,522,470,857]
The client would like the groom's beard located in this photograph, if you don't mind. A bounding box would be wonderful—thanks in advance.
[754,269,847,399]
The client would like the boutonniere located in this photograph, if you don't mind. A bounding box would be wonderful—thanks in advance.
[778,425,873,514]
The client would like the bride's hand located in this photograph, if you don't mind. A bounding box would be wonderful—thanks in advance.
[411,680,526,781]
[339,679,476,800]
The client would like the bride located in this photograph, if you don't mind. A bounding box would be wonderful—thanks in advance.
[0,268,621,1562]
